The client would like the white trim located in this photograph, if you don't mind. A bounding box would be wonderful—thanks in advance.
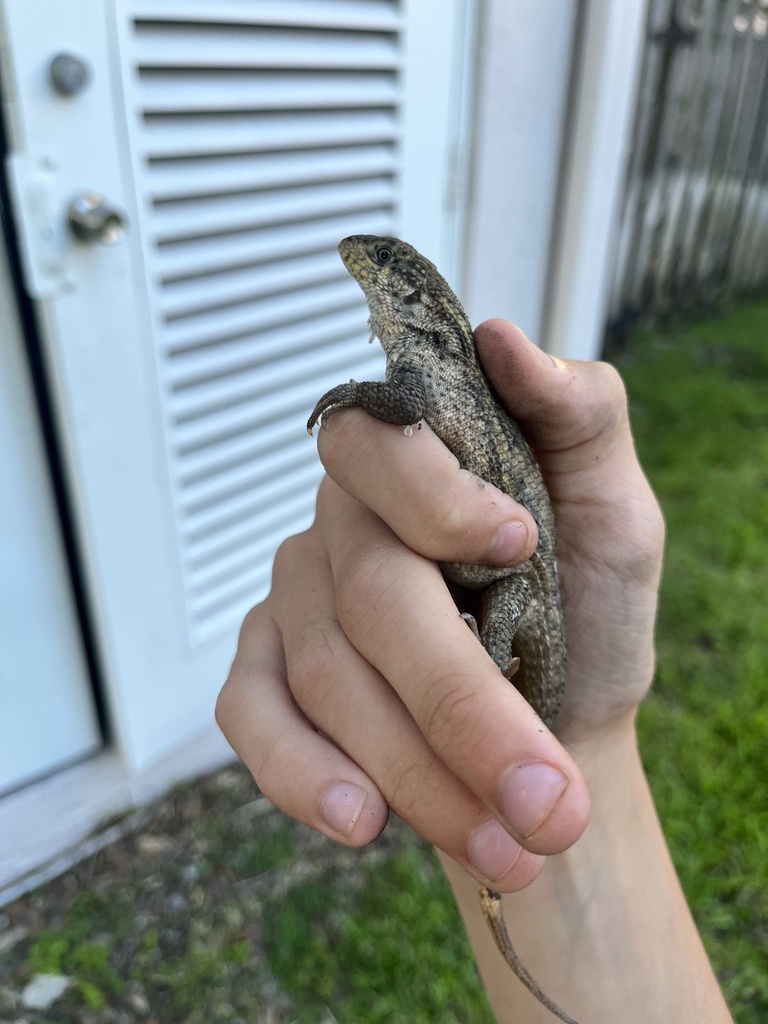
[0,726,235,906]
[542,0,648,362]
[461,0,580,341]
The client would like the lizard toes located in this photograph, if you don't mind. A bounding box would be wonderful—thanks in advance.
[460,611,482,641]
[504,656,521,679]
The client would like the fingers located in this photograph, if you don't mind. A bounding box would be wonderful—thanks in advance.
[275,531,544,889]
[318,480,591,861]
[316,411,538,568]
[217,488,590,890]
[216,596,389,848]
[217,524,549,892]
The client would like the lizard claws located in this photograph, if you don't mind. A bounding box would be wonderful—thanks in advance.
[505,656,521,679]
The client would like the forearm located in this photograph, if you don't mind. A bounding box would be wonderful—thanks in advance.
[439,715,733,1024]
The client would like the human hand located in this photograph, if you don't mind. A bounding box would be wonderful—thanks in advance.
[216,320,665,893]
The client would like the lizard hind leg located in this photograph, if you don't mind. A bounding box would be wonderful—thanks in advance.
[460,611,520,677]
[478,575,530,681]
[505,656,521,679]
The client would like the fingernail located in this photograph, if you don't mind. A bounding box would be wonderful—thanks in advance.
[322,782,366,837]
[467,819,522,882]
[483,520,530,565]
[499,763,568,838]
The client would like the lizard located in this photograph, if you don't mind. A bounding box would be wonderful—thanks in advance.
[307,234,578,1024]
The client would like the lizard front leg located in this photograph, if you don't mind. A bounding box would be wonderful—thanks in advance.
[307,369,427,433]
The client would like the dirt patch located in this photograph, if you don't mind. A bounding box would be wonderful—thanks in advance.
[0,763,419,1024]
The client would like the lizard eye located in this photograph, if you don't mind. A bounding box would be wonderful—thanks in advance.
[402,290,421,306]
[374,244,394,265]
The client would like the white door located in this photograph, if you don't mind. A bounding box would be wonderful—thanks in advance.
[0,238,100,795]
[0,0,471,772]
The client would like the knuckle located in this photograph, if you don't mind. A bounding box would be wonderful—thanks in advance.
[287,627,338,715]
[249,730,292,803]
[587,362,628,422]
[594,359,627,397]
[421,495,474,554]
[235,601,264,647]
[385,751,447,820]
[609,498,666,586]
[214,674,236,731]
[335,542,416,629]
[418,668,490,761]
[272,530,310,579]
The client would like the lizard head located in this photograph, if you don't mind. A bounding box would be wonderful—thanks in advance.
[338,234,474,358]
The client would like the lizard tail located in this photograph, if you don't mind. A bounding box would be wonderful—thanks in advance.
[478,885,581,1024]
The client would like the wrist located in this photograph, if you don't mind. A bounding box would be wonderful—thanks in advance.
[563,709,640,784]
[448,707,732,1024]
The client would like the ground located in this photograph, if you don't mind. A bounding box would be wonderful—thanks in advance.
[0,765,493,1024]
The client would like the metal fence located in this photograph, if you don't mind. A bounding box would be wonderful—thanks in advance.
[607,0,768,332]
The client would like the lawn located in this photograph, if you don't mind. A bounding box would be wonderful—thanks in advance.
[1,301,766,1023]
[619,301,768,1020]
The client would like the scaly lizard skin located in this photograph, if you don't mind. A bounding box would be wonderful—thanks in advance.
[308,235,577,1024]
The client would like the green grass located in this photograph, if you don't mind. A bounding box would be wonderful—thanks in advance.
[4,773,494,1024]
[614,301,768,1021]
[266,845,495,1024]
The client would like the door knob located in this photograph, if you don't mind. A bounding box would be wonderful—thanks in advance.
[67,193,128,245]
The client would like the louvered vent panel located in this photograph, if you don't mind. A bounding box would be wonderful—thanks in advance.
[123,2,402,643]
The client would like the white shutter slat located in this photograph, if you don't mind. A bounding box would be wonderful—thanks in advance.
[172,368,366,455]
[183,498,320,572]
[160,249,347,318]
[188,526,306,594]
[162,277,360,353]
[182,458,321,549]
[170,333,375,423]
[171,364,384,484]
[152,178,396,243]
[143,110,399,159]
[188,523,311,598]
[130,0,400,32]
[176,415,308,486]
[179,438,320,517]
[133,23,400,71]
[148,144,397,203]
[155,209,395,281]
[165,306,367,389]
[188,564,273,624]
[140,69,399,114]
[188,565,275,630]
[121,8,399,640]
[186,525,311,609]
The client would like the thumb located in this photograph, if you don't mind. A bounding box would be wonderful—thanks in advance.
[474,319,636,496]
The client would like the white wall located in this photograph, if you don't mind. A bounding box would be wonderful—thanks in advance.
[462,0,579,342]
